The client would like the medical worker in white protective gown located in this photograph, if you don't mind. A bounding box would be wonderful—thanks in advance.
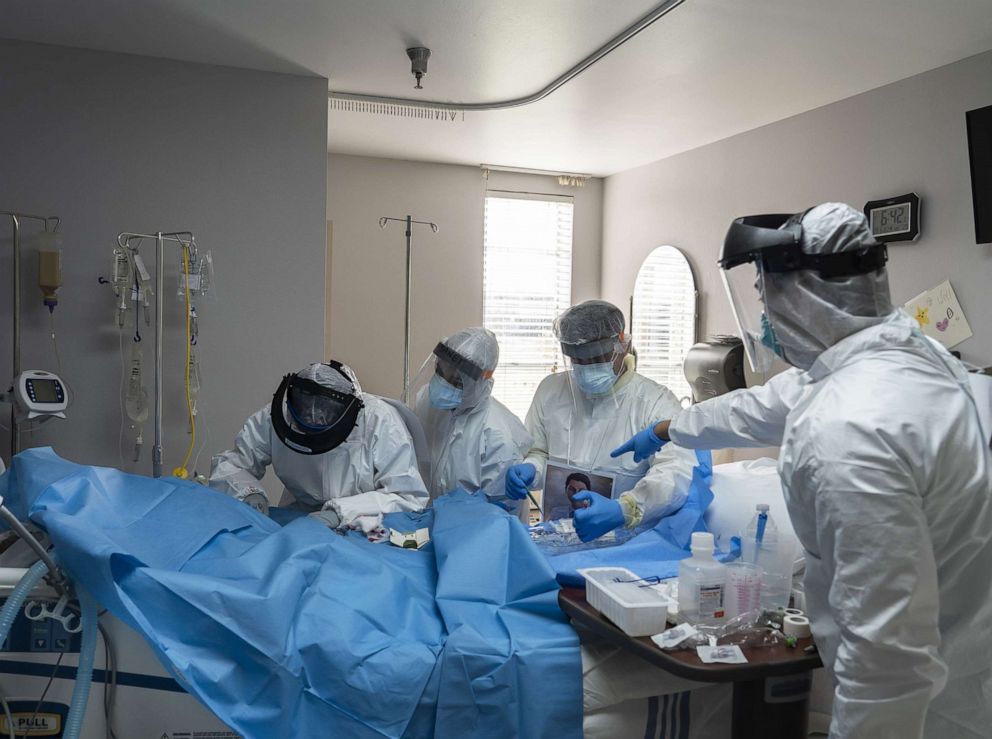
[614,203,992,739]
[413,327,533,521]
[504,299,697,541]
[209,361,428,529]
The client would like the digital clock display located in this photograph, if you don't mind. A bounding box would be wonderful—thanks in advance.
[870,203,912,236]
[864,193,920,243]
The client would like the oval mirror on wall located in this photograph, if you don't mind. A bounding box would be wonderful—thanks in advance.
[630,245,697,405]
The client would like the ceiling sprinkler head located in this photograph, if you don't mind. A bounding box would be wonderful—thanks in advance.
[407,47,431,90]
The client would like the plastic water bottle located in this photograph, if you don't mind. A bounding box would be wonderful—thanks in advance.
[742,504,795,610]
[678,532,728,626]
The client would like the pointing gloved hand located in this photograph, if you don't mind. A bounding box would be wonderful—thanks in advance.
[505,463,536,500]
[611,422,669,463]
[572,491,625,542]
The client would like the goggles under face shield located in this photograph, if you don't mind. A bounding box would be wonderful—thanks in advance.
[432,342,488,388]
[559,335,626,363]
[270,362,363,455]
[558,335,630,403]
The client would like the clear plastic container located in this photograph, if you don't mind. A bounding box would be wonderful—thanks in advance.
[724,562,762,618]
[678,532,728,626]
[742,504,796,610]
[579,567,676,636]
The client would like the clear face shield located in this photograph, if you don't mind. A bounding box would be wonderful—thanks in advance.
[552,301,631,411]
[561,336,627,397]
[271,362,364,455]
[409,342,491,414]
[559,335,631,420]
[721,261,779,374]
[409,340,495,497]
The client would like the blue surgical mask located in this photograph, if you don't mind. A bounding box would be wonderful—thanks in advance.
[759,312,786,360]
[573,361,618,395]
[429,375,463,409]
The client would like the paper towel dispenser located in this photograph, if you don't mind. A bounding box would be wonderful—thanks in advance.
[684,338,745,404]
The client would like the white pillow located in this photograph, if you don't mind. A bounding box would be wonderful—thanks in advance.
[705,458,804,571]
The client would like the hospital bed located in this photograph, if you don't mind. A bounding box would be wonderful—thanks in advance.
[1,449,585,739]
[0,452,820,739]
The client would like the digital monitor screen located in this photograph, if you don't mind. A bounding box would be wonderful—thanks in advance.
[967,104,992,244]
[870,203,911,236]
[30,379,60,403]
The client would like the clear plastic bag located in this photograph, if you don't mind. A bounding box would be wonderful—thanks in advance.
[659,608,787,651]
[529,517,634,554]
[177,250,214,299]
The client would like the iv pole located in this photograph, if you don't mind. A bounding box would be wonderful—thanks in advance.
[378,215,438,402]
[117,231,195,478]
[2,211,61,460]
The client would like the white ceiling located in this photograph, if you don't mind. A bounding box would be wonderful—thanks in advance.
[3,0,992,176]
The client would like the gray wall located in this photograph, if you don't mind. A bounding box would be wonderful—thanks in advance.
[603,50,992,366]
[0,40,329,473]
[326,154,603,397]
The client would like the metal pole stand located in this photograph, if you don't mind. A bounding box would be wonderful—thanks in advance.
[2,211,61,462]
[378,215,438,401]
[117,230,196,477]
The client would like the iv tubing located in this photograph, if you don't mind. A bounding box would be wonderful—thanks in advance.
[177,247,196,475]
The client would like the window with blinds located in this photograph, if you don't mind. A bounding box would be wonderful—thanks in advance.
[483,193,574,420]
[631,245,697,405]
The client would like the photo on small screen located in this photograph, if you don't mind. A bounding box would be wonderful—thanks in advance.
[542,462,615,522]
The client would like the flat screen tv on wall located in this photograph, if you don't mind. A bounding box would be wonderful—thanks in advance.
[966,104,992,244]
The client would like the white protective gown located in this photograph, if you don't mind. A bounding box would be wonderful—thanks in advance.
[525,355,697,528]
[670,311,992,739]
[209,395,429,523]
[415,386,533,520]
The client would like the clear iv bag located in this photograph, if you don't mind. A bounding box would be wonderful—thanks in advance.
[189,346,201,399]
[112,247,131,297]
[177,251,213,298]
[113,247,132,327]
[126,344,150,424]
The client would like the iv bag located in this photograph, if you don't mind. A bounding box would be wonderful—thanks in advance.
[126,344,149,424]
[188,345,202,424]
[112,247,131,297]
[113,247,132,327]
[177,250,213,298]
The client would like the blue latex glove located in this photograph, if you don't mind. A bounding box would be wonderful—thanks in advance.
[505,463,536,500]
[610,424,667,463]
[572,491,625,542]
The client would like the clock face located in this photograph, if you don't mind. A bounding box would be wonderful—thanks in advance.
[864,193,920,243]
[870,203,912,236]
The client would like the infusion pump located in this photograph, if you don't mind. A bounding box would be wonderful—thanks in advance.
[11,370,69,420]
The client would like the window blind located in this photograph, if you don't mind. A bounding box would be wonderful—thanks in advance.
[483,194,574,420]
[631,246,697,405]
